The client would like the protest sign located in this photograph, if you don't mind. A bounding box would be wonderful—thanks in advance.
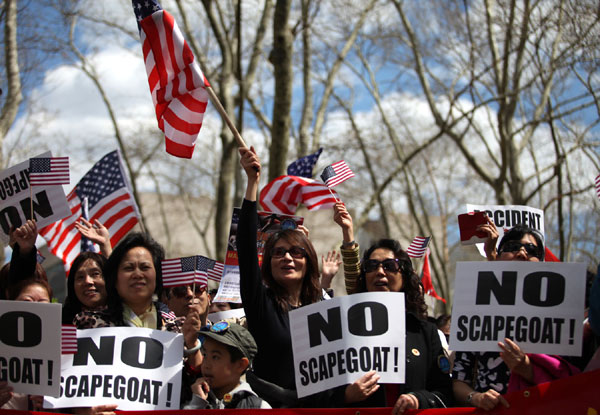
[44,327,183,410]
[0,301,62,397]
[449,261,586,355]
[0,152,70,243]
[290,292,406,398]
[207,307,246,323]
[464,204,544,256]
[215,207,304,303]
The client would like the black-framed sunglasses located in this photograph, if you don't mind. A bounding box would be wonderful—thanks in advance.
[362,258,401,273]
[271,246,306,259]
[500,241,540,258]
[171,284,207,298]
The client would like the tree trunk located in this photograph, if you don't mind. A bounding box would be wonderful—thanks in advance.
[269,0,293,181]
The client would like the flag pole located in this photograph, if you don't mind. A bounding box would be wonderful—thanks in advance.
[30,185,34,221]
[327,187,339,202]
[205,86,248,148]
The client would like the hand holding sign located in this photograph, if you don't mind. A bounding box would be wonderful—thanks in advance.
[0,381,13,406]
[343,370,380,404]
[498,338,533,382]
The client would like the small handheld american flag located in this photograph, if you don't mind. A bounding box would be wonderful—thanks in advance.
[320,160,354,188]
[29,157,70,186]
[406,236,431,258]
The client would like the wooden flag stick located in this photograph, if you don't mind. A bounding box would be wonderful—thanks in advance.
[30,185,34,221]
[327,187,339,202]
[205,86,248,148]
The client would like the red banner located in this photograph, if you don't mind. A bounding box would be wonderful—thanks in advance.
[2,369,599,415]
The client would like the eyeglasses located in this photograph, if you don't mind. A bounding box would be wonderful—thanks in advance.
[270,246,307,259]
[501,241,540,258]
[171,285,207,298]
[363,258,401,273]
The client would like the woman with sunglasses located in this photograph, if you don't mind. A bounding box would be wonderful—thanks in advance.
[332,202,452,414]
[453,223,550,411]
[238,147,323,407]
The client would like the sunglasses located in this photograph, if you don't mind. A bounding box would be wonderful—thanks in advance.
[271,246,307,259]
[500,241,540,258]
[363,258,401,273]
[171,285,207,298]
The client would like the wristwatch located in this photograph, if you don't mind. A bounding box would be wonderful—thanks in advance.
[466,391,476,403]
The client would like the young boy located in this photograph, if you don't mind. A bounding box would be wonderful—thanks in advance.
[185,321,271,409]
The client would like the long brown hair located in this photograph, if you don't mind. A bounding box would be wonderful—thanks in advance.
[261,229,321,311]
[358,239,428,320]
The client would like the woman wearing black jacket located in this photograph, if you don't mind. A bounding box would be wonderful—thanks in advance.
[333,203,453,414]
[237,147,323,407]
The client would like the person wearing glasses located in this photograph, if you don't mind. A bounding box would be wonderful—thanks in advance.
[331,202,452,414]
[164,284,211,321]
[237,147,323,408]
[452,223,549,411]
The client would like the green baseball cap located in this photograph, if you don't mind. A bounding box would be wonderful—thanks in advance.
[201,321,257,362]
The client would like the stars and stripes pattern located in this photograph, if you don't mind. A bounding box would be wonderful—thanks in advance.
[161,255,222,287]
[197,256,224,282]
[320,160,354,188]
[39,151,140,272]
[406,236,431,258]
[287,148,323,178]
[28,157,70,186]
[162,256,200,287]
[61,325,78,354]
[260,175,339,215]
[132,0,210,159]
[596,174,600,200]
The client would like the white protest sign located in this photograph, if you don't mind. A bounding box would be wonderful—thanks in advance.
[44,327,183,410]
[208,307,245,323]
[465,204,544,257]
[449,261,586,355]
[212,265,241,303]
[290,292,406,398]
[0,301,62,397]
[0,152,70,243]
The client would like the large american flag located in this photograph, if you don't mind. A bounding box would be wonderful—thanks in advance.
[39,151,140,271]
[132,0,209,159]
[260,175,339,215]
[320,160,354,188]
[29,157,70,186]
[287,148,323,178]
[406,236,431,258]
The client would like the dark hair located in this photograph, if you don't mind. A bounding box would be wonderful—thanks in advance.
[1,262,49,300]
[261,229,321,311]
[62,252,107,324]
[104,232,165,324]
[436,314,451,330]
[8,278,53,301]
[358,239,428,320]
[498,224,544,261]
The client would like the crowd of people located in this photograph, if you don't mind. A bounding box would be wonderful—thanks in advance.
[0,146,598,413]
